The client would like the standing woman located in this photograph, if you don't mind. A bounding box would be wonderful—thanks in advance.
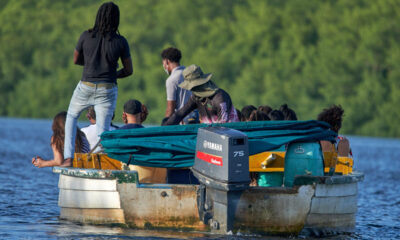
[64,2,132,165]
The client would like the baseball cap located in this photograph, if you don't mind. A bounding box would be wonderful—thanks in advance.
[123,99,142,114]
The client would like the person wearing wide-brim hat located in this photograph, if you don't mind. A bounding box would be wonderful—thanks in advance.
[163,64,239,125]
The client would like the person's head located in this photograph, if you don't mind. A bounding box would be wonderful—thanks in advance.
[248,110,270,122]
[258,105,272,115]
[317,105,344,133]
[52,111,67,139]
[268,110,285,121]
[179,64,218,98]
[86,106,96,124]
[236,108,242,122]
[123,99,143,124]
[280,104,297,120]
[161,47,182,74]
[140,104,148,123]
[241,105,257,121]
[51,111,85,154]
[91,2,120,35]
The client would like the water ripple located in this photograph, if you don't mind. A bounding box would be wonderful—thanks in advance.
[0,118,399,239]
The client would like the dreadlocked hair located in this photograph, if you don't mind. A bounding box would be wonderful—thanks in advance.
[317,105,344,133]
[51,111,86,154]
[90,2,120,36]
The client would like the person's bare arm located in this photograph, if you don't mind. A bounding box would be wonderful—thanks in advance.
[73,49,84,65]
[117,57,133,78]
[165,100,177,117]
[163,97,197,126]
[32,142,69,168]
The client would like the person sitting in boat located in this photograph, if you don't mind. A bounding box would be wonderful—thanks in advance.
[279,104,297,120]
[81,106,118,153]
[267,109,285,120]
[241,105,257,121]
[235,108,242,122]
[163,64,239,125]
[120,99,145,129]
[161,47,198,124]
[32,111,90,168]
[248,110,270,121]
[257,105,273,116]
[317,105,352,157]
[120,99,167,183]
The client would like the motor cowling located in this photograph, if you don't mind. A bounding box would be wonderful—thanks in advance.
[191,126,250,233]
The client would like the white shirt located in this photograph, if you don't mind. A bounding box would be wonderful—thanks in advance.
[81,124,117,153]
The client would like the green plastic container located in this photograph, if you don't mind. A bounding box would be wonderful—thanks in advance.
[284,142,324,187]
[258,172,283,187]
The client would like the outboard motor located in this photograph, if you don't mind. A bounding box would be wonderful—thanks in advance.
[191,126,250,234]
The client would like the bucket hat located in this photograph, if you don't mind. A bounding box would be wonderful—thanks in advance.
[179,64,213,90]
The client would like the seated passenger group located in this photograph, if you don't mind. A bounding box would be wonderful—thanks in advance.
[32,46,351,170]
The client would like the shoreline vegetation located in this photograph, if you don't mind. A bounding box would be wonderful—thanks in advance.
[1,0,399,138]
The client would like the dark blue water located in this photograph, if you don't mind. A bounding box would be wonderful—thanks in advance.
[0,117,399,239]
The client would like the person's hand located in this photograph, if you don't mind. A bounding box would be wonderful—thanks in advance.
[32,156,44,168]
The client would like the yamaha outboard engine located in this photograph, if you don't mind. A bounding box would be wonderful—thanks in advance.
[191,126,250,234]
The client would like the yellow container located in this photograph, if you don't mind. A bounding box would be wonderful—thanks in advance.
[73,153,123,170]
[323,152,353,174]
[249,152,285,172]
[73,153,167,183]
[249,151,353,175]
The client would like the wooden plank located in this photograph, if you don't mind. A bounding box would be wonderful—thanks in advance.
[58,174,117,191]
[315,182,357,197]
[58,189,121,209]
[305,213,355,228]
[310,195,358,214]
[60,207,125,224]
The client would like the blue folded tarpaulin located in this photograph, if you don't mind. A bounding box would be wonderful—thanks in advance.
[100,120,336,168]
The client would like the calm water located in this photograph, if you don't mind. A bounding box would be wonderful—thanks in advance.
[0,117,399,239]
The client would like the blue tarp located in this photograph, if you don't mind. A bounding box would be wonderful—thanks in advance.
[100,120,337,168]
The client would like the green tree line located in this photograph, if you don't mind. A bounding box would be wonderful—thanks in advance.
[0,0,399,137]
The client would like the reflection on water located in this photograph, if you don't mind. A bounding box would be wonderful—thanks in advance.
[0,117,399,239]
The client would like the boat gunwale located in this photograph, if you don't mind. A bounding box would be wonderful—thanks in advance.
[53,167,363,191]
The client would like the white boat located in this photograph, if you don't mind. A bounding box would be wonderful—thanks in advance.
[52,125,363,236]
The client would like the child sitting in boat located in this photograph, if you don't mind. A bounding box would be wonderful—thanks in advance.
[248,110,269,122]
[317,105,352,157]
[32,111,90,168]
[267,109,285,121]
[257,105,273,116]
[241,105,257,121]
[279,104,297,120]
[81,106,119,153]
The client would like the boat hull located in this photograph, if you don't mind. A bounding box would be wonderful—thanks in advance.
[54,167,363,235]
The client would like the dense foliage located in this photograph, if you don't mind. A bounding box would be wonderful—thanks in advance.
[1,0,399,137]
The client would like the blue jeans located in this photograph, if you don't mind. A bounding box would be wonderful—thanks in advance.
[64,81,118,159]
